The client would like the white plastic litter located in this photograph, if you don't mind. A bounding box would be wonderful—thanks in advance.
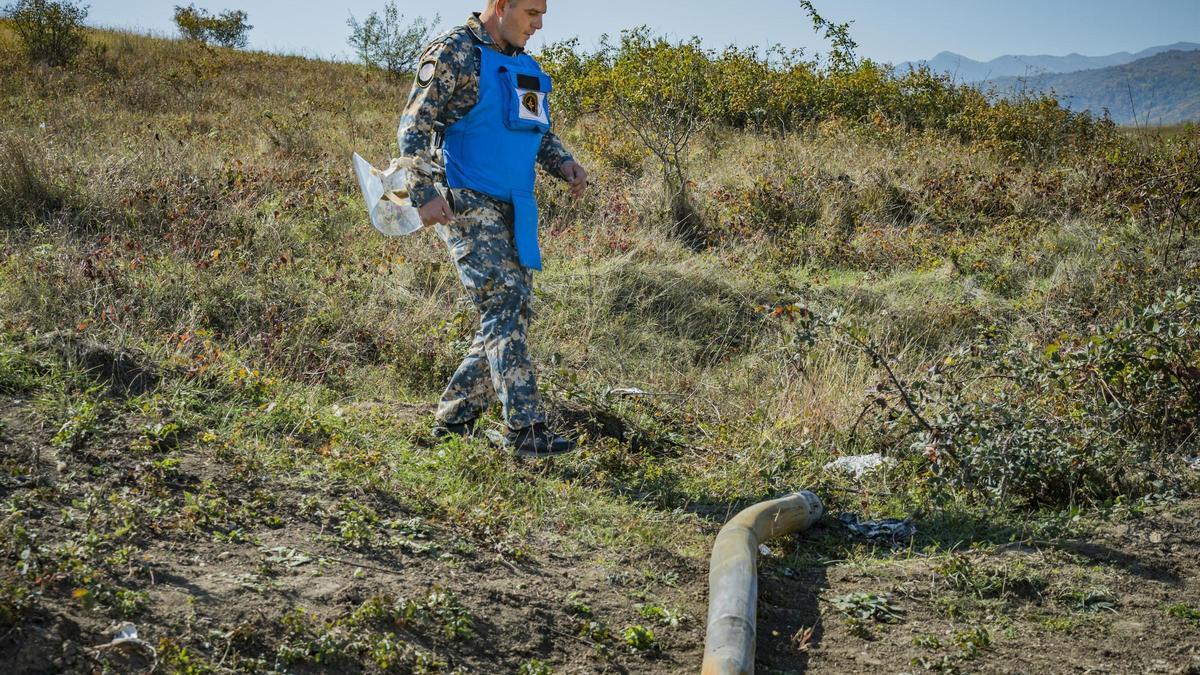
[88,622,157,663]
[607,387,649,398]
[352,153,428,237]
[823,453,896,478]
[263,546,313,568]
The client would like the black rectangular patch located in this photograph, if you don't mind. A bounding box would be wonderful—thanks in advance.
[517,74,541,91]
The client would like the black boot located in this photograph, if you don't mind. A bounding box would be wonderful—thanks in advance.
[431,417,479,439]
[503,423,577,458]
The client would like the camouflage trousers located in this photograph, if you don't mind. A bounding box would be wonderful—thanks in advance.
[433,188,546,430]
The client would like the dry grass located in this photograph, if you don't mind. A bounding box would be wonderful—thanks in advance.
[1,24,1198,674]
[0,24,1195,511]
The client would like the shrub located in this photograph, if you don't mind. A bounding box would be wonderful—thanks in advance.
[543,26,1111,164]
[537,37,602,124]
[1096,125,1200,237]
[797,0,858,72]
[571,116,650,176]
[947,89,1115,162]
[707,45,820,129]
[3,0,89,67]
[172,4,252,49]
[543,28,713,244]
[346,2,438,80]
[793,286,1200,506]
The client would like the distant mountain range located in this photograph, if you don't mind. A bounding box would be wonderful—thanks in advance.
[985,49,1200,126]
[895,42,1200,126]
[895,42,1200,83]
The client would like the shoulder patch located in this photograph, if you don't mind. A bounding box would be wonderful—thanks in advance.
[416,59,437,87]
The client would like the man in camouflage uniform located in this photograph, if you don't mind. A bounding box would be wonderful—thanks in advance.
[397,0,587,456]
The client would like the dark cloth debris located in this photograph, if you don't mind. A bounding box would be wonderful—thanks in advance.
[838,512,916,545]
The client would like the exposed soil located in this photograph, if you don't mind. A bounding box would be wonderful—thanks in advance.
[755,503,1200,674]
[3,385,1199,674]
[0,393,708,674]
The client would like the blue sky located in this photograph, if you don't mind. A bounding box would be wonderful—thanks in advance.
[87,1,1199,64]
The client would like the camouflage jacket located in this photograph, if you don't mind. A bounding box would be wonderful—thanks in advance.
[397,13,575,209]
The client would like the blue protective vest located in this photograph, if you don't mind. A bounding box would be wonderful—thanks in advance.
[443,46,553,270]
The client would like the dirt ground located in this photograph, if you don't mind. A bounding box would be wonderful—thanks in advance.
[755,503,1200,674]
[0,392,709,674]
[3,386,1199,674]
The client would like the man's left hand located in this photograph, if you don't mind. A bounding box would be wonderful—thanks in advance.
[561,160,588,199]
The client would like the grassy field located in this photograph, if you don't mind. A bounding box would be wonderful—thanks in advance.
[2,25,1199,674]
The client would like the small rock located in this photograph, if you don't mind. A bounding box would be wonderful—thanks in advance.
[1112,620,1147,636]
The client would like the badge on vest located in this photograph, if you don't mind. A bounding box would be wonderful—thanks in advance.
[501,67,552,132]
[516,88,548,124]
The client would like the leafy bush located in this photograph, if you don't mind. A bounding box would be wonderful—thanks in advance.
[1095,124,1200,236]
[543,28,719,244]
[541,28,1111,162]
[570,116,650,175]
[600,29,712,242]
[172,4,252,49]
[797,0,858,71]
[3,0,89,67]
[795,287,1200,506]
[947,89,1115,162]
[346,2,438,80]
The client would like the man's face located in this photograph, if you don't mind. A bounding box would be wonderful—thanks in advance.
[497,0,547,50]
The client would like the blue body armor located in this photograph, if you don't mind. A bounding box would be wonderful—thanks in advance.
[443,46,553,270]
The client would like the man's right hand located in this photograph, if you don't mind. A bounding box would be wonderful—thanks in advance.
[418,195,453,226]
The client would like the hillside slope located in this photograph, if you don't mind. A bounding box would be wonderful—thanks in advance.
[896,41,1200,82]
[986,49,1200,125]
[1,24,1199,675]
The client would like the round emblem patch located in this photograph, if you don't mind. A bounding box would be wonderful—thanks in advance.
[416,59,437,87]
[521,92,540,115]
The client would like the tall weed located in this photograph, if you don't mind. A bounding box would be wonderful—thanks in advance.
[0,136,63,224]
